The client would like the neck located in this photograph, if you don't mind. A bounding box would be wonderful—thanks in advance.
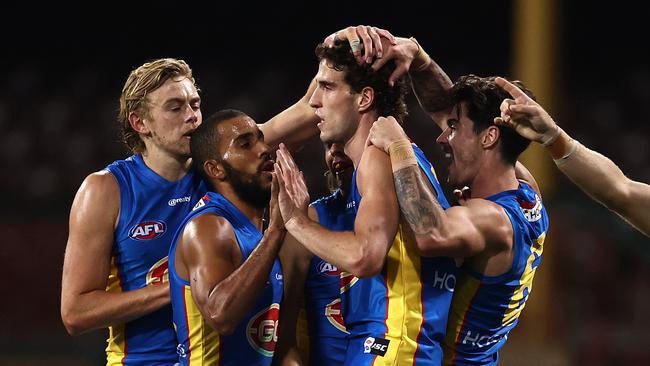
[141,147,192,181]
[216,185,266,230]
[469,157,519,198]
[344,111,378,168]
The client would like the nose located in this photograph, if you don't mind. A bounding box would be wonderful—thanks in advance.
[258,140,271,159]
[186,104,201,125]
[309,88,321,109]
[436,127,450,145]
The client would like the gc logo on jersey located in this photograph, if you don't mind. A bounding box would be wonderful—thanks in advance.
[129,220,166,240]
[324,298,348,333]
[146,257,169,286]
[246,303,280,357]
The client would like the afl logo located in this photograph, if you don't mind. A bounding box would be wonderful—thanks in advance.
[129,220,166,240]
[246,303,280,357]
[317,260,340,276]
[324,298,348,333]
[146,257,169,286]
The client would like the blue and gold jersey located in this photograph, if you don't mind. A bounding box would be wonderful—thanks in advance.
[443,182,549,366]
[105,154,206,366]
[169,192,284,366]
[304,189,356,365]
[342,144,457,366]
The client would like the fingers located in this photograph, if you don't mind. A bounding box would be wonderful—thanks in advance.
[495,77,528,100]
[366,26,383,59]
[371,54,391,72]
[355,25,374,64]
[277,143,299,172]
[453,186,471,206]
[388,64,409,87]
[340,26,363,64]
[271,171,279,199]
[509,104,539,115]
[372,27,396,45]
[494,116,511,127]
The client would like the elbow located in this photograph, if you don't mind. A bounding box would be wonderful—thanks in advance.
[414,233,447,257]
[61,309,86,336]
[207,310,237,336]
[345,247,385,279]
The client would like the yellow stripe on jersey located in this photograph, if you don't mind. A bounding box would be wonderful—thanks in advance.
[503,232,546,326]
[442,274,482,365]
[183,284,220,365]
[379,222,424,366]
[106,256,126,366]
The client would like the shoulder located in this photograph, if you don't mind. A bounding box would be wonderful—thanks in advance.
[357,145,393,192]
[76,170,120,203]
[457,198,513,248]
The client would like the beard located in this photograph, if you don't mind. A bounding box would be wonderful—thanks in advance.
[222,161,271,209]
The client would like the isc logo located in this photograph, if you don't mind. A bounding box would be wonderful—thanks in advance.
[129,220,166,240]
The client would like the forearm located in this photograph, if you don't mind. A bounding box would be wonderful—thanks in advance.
[393,165,446,236]
[205,228,286,333]
[554,137,650,235]
[408,44,453,126]
[286,216,377,277]
[61,283,169,335]
[262,78,319,150]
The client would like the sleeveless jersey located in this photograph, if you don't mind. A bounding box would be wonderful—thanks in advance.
[169,192,284,366]
[304,189,356,365]
[342,144,457,366]
[105,154,207,365]
[443,182,549,365]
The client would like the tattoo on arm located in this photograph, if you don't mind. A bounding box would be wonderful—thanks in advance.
[393,165,445,235]
[410,62,453,113]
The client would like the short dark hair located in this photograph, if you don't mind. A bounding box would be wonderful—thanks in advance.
[450,75,536,164]
[315,40,409,123]
[190,109,248,182]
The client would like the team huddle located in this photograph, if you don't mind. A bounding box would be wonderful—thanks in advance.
[62,26,552,366]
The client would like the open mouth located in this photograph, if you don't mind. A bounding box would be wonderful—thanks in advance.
[260,160,275,173]
[331,157,353,174]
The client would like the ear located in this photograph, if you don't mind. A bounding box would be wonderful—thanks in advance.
[481,125,500,149]
[357,86,375,113]
[129,111,149,134]
[204,160,227,181]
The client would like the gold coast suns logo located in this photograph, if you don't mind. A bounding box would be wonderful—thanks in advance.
[246,303,280,357]
[146,257,169,286]
[325,298,348,333]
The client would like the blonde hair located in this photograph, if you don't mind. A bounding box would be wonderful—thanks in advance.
[118,58,197,153]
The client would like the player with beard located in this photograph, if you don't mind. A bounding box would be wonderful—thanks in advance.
[276,142,355,366]
[168,109,285,366]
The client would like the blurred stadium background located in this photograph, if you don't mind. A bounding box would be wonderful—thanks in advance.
[1,1,648,365]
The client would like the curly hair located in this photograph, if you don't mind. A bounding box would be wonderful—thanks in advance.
[315,40,408,124]
[450,75,536,164]
[118,58,198,153]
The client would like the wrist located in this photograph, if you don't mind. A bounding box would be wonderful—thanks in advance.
[540,123,561,146]
[388,140,418,172]
[409,37,432,72]
[285,214,308,232]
